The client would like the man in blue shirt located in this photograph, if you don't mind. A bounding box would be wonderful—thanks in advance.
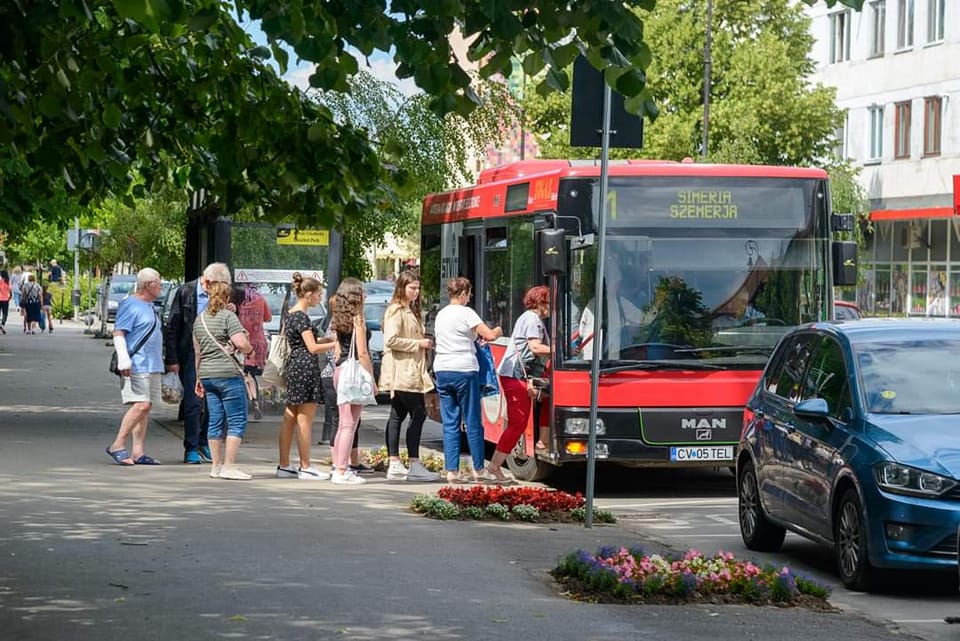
[106,268,165,465]
[163,262,232,463]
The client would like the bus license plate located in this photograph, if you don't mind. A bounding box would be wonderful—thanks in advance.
[670,446,734,462]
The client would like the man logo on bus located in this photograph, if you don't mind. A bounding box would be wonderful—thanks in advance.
[681,418,727,430]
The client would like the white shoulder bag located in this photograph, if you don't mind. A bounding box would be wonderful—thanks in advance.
[336,330,377,406]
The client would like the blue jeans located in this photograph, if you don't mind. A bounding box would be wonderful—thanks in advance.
[201,376,248,440]
[436,370,484,472]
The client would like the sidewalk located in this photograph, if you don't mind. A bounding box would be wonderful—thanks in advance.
[0,320,905,641]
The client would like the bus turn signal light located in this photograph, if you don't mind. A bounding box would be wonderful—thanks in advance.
[565,441,587,456]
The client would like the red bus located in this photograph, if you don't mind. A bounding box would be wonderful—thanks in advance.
[420,159,856,481]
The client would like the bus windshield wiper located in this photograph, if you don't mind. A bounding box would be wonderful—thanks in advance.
[674,345,774,356]
[598,360,723,375]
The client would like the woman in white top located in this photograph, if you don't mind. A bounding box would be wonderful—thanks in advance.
[433,277,502,483]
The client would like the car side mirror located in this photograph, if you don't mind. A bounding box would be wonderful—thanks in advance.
[794,397,831,420]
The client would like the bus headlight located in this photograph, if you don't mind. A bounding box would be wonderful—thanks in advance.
[565,417,605,435]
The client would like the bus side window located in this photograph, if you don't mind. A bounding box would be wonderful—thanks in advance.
[485,220,536,334]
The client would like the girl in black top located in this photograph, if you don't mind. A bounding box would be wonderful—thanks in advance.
[275,273,336,480]
[329,277,374,485]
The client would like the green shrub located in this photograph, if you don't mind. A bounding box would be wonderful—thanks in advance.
[485,503,510,521]
[511,504,540,521]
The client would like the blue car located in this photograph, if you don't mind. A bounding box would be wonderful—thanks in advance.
[737,319,960,591]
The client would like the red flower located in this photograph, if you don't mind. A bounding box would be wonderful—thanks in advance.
[437,486,584,512]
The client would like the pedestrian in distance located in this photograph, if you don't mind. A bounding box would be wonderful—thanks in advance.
[330,277,375,485]
[379,270,440,482]
[486,285,552,483]
[105,268,164,466]
[231,283,272,420]
[164,262,233,464]
[193,280,255,480]
[276,272,336,480]
[47,259,63,284]
[433,277,502,484]
[20,273,42,334]
[10,266,22,312]
[41,285,53,333]
[0,270,10,333]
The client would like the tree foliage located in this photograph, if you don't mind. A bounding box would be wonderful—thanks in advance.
[522,0,850,166]
[1,0,864,235]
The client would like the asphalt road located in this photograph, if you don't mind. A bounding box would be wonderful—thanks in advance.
[0,321,933,640]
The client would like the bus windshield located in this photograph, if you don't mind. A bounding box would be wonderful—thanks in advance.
[563,176,826,369]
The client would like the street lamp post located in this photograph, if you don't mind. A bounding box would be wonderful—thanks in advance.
[702,0,714,159]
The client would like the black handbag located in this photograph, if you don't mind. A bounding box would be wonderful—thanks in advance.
[109,313,158,376]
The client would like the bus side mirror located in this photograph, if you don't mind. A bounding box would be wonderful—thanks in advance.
[539,229,567,276]
[832,241,857,287]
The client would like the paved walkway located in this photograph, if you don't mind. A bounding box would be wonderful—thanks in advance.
[0,320,909,640]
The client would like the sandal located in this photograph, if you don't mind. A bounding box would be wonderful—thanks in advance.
[445,474,467,484]
[484,466,514,485]
[105,447,134,466]
[133,455,162,465]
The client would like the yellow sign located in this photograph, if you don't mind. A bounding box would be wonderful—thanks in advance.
[276,228,330,246]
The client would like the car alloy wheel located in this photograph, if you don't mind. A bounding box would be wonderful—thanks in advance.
[738,460,785,552]
[835,488,875,591]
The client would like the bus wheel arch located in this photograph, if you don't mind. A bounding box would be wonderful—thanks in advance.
[506,451,554,482]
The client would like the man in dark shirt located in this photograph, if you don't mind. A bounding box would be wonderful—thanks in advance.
[164,262,232,464]
[48,260,63,284]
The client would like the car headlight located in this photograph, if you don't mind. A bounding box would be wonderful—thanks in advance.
[874,462,957,497]
[564,417,605,435]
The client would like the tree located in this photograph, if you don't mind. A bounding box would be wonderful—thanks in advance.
[314,69,515,279]
[0,0,864,234]
[522,0,848,166]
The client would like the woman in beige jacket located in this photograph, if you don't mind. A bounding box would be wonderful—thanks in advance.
[379,270,440,482]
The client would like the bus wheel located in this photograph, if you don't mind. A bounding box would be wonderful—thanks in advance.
[506,452,553,482]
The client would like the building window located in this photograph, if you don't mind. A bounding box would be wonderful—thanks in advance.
[834,112,848,159]
[897,0,914,48]
[894,101,911,159]
[870,1,886,56]
[829,11,851,63]
[869,105,884,160]
[927,0,944,42]
[923,96,942,156]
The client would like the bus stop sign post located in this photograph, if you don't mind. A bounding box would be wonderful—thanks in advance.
[584,81,614,529]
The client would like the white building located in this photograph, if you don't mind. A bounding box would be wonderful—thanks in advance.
[806,0,959,316]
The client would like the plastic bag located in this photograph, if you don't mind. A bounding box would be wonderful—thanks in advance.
[161,371,184,404]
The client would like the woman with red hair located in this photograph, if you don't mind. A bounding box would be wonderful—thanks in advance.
[486,285,551,482]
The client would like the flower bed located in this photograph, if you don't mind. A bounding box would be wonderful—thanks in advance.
[411,486,616,523]
[553,546,834,609]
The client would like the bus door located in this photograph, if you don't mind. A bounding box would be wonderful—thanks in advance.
[459,224,484,314]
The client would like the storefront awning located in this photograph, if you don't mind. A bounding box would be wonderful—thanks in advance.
[869,207,955,221]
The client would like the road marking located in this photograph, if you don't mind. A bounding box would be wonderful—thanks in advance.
[705,514,738,526]
[613,499,737,509]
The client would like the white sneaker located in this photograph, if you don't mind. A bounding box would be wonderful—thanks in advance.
[219,466,252,481]
[209,465,222,479]
[386,460,408,480]
[331,469,366,485]
[298,466,331,481]
[406,460,440,482]
[276,465,298,478]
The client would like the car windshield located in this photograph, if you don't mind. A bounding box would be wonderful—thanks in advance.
[111,280,136,295]
[856,339,960,414]
[365,302,388,329]
[258,286,323,318]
